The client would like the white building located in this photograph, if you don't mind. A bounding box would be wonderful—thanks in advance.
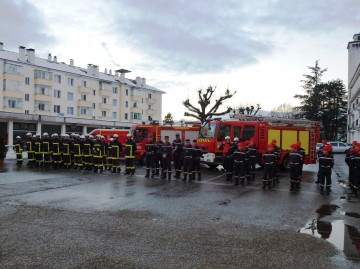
[0,42,164,151]
[347,33,360,142]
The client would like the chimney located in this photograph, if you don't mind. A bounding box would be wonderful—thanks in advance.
[0,42,3,50]
[115,69,131,82]
[136,76,142,85]
[93,65,99,76]
[26,48,35,64]
[70,59,74,67]
[104,68,108,74]
[48,53,52,61]
[142,78,146,86]
[19,46,26,61]
[53,56,57,63]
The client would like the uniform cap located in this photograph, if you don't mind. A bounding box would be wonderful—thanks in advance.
[322,139,327,144]
[193,139,197,143]
[36,133,40,137]
[290,144,297,149]
[175,133,180,137]
[323,145,331,151]
[53,133,58,137]
[352,141,357,145]
[185,139,190,142]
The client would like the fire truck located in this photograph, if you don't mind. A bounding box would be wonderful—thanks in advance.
[89,129,130,144]
[130,122,200,163]
[196,115,321,169]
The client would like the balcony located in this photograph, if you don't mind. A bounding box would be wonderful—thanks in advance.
[99,103,113,110]
[146,98,156,104]
[145,109,156,115]
[3,73,23,81]
[130,107,142,113]
[77,100,93,107]
[131,95,142,102]
[77,86,93,94]
[34,94,52,102]
[99,89,111,97]
[3,90,23,99]
[34,77,53,87]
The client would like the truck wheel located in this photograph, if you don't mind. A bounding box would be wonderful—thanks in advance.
[281,155,290,170]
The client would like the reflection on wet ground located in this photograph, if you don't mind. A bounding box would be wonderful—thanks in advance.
[299,204,360,261]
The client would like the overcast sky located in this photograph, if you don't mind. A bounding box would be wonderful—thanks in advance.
[1,0,359,120]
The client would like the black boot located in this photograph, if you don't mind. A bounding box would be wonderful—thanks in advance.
[99,166,103,173]
[168,172,171,181]
[326,187,331,195]
[251,173,255,181]
[290,182,294,192]
[117,168,121,174]
[262,181,267,189]
[320,187,324,195]
[161,172,166,179]
[155,168,160,176]
[182,174,187,181]
[234,177,239,186]
[145,169,150,178]
[240,178,245,185]
[112,167,116,174]
[198,172,201,181]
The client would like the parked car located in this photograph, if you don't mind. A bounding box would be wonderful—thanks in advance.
[327,141,349,153]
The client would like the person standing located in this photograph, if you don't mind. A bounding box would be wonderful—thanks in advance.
[248,139,258,181]
[233,142,247,186]
[62,134,72,169]
[25,132,35,166]
[92,135,103,173]
[351,144,360,198]
[83,134,93,171]
[182,139,194,182]
[318,145,334,195]
[262,144,276,190]
[51,133,62,168]
[14,136,24,165]
[73,135,84,170]
[192,139,203,181]
[154,135,164,176]
[271,139,281,184]
[110,134,122,174]
[145,134,156,178]
[124,133,137,175]
[220,136,235,181]
[42,133,52,168]
[172,133,183,179]
[289,144,302,192]
[161,136,173,180]
[34,134,43,167]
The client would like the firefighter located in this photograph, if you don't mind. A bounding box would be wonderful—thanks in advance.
[297,141,305,180]
[42,133,52,167]
[271,139,281,184]
[101,136,109,171]
[124,133,137,175]
[182,139,194,182]
[51,133,62,168]
[220,136,235,181]
[318,145,334,195]
[289,143,302,192]
[34,134,43,167]
[233,142,247,186]
[345,141,356,197]
[244,140,251,183]
[351,144,360,198]
[110,134,122,174]
[83,134,93,171]
[14,136,24,165]
[62,134,72,169]
[192,139,203,181]
[107,138,113,171]
[262,144,276,189]
[248,138,258,181]
[161,136,173,180]
[73,134,84,170]
[315,139,331,184]
[92,135,103,173]
[172,133,183,179]
[144,134,156,178]
[155,135,164,176]
[25,132,35,166]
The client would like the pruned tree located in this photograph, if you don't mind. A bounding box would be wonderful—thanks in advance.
[270,103,296,118]
[183,86,236,123]
[234,104,261,116]
[163,112,174,126]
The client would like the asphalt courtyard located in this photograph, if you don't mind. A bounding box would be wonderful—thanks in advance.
[0,154,359,269]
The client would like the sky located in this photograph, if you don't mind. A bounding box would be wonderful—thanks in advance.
[0,0,359,120]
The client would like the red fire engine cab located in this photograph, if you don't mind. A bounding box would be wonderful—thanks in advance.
[196,115,320,169]
[130,122,200,163]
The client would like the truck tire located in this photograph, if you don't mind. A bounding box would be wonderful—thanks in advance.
[281,155,290,170]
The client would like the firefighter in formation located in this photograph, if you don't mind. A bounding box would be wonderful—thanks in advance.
[345,141,360,198]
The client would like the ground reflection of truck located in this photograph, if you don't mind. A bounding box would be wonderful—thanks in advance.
[196,116,321,169]
[130,122,201,164]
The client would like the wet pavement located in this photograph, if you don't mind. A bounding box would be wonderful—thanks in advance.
[0,155,359,268]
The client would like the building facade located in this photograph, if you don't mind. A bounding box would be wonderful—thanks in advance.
[0,42,164,154]
[347,33,360,142]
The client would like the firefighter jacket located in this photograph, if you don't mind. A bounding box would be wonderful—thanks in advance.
[156,140,164,155]
[193,145,204,159]
[14,140,24,153]
[221,142,235,157]
[172,139,183,154]
[162,141,172,158]
[183,144,194,159]
[248,145,257,159]
[289,151,302,164]
[92,140,103,156]
[51,139,62,155]
[73,139,84,156]
[145,140,156,155]
[42,138,52,153]
[83,139,93,156]
[125,139,137,158]
[318,154,334,170]
[34,138,42,153]
[110,139,122,158]
[233,148,248,163]
[62,140,72,155]
[25,137,34,153]
[263,151,276,165]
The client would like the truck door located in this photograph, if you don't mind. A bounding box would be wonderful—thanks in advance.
[241,125,255,141]
[217,124,231,141]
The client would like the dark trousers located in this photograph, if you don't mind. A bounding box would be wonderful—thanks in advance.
[162,156,172,173]
[233,161,246,183]
[183,157,193,179]
[319,167,332,187]
[263,163,274,185]
[125,157,135,174]
[290,164,300,183]
[173,153,182,175]
[249,157,256,178]
[155,153,163,174]
[146,154,155,175]
[223,155,234,178]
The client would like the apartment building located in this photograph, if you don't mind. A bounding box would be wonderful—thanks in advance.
[347,33,360,142]
[0,42,164,150]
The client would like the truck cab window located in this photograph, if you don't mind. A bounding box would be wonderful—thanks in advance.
[234,126,242,139]
[135,128,148,143]
[217,124,231,141]
[242,125,255,140]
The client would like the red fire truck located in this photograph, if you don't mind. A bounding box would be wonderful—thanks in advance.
[196,115,321,169]
[130,122,200,163]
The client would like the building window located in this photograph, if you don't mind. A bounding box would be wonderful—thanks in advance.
[93,103,96,109]
[112,99,117,106]
[113,87,118,94]
[81,80,87,87]
[25,77,30,85]
[54,105,61,113]
[54,74,61,84]
[67,107,74,115]
[67,92,73,101]
[81,94,86,101]
[38,103,45,111]
[54,89,61,98]
[25,94,30,101]
[148,116,152,121]
[103,97,107,104]
[35,85,51,95]
[34,70,52,80]
[133,102,137,108]
[80,107,87,115]
[132,112,141,120]
[68,78,74,86]
[25,110,29,114]
[93,90,96,96]
[102,111,107,117]
[8,99,16,108]
[112,112,117,119]
[125,113,128,120]
[148,93,152,98]
[5,63,23,74]
[148,104,152,109]
[3,79,21,91]
[126,89,129,96]
[125,101,128,108]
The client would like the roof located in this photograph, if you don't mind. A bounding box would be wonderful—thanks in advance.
[0,48,165,94]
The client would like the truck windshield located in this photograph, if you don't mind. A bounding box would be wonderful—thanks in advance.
[133,128,148,143]
[199,123,217,138]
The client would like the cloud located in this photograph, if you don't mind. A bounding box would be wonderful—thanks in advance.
[0,0,55,50]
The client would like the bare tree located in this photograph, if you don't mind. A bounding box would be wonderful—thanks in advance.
[183,86,236,123]
[233,104,261,116]
[270,103,296,118]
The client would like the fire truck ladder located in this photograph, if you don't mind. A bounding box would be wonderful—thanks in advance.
[309,129,316,162]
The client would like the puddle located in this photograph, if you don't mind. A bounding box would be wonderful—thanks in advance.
[299,204,360,261]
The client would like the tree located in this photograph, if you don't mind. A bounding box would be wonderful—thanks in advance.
[270,103,296,118]
[294,61,347,140]
[183,86,236,123]
[234,104,261,116]
[163,112,174,126]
